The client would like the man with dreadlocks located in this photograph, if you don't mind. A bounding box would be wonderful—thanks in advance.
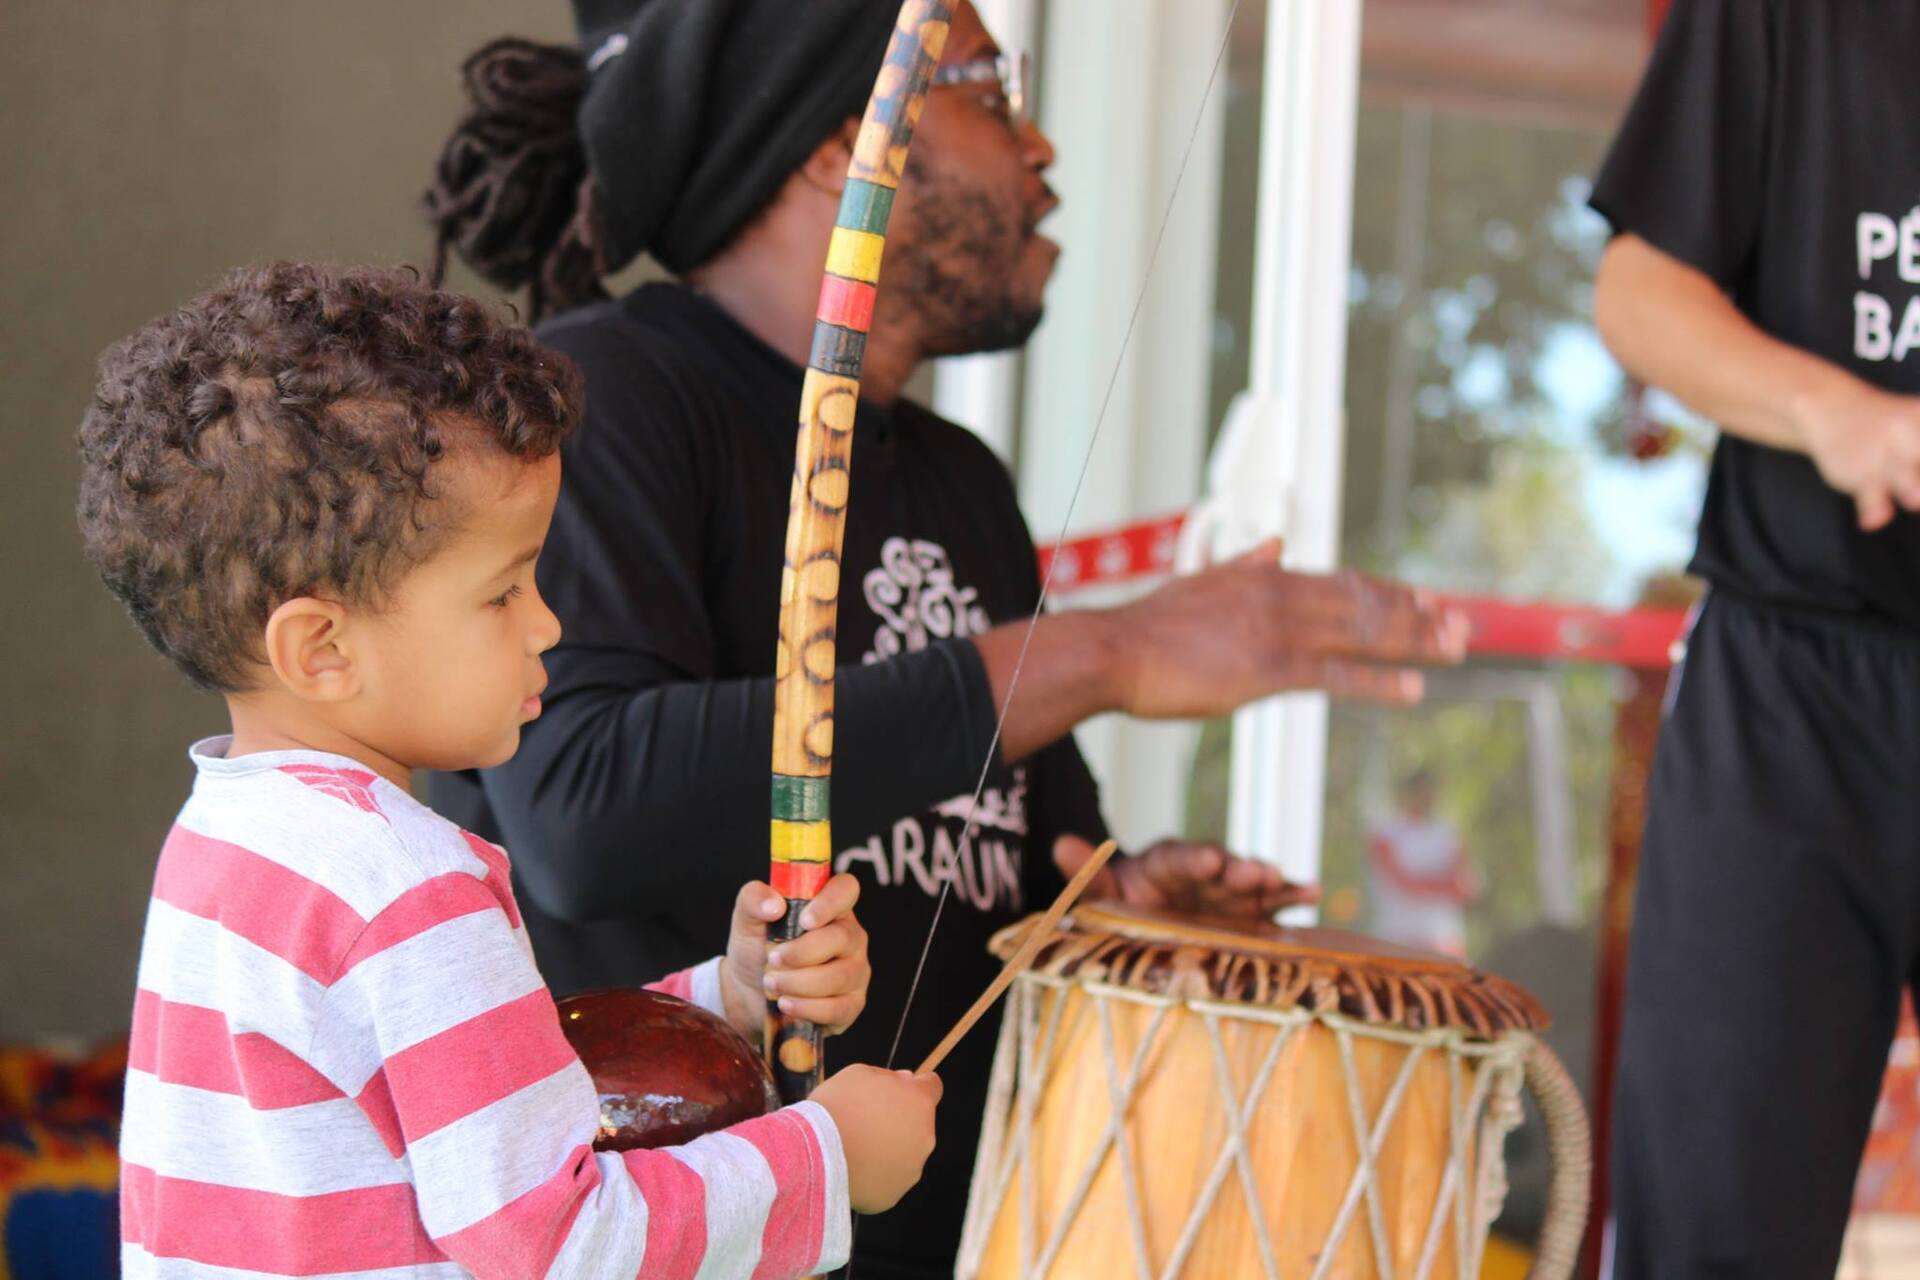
[425,3,1468,1274]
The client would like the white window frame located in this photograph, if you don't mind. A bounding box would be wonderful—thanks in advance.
[1218,0,1362,908]
[935,0,1363,890]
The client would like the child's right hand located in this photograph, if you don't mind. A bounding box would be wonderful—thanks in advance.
[812,1065,942,1213]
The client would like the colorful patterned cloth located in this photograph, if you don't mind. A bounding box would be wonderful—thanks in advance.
[0,1039,124,1280]
[1857,995,1920,1215]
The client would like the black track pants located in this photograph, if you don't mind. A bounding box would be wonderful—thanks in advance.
[1610,592,1920,1277]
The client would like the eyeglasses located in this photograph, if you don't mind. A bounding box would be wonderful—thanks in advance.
[930,50,1032,132]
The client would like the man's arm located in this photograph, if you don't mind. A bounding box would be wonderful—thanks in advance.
[1594,233,1920,530]
[496,557,1463,924]
[494,542,1467,925]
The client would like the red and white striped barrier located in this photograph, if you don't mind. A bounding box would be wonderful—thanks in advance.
[1037,513,1688,669]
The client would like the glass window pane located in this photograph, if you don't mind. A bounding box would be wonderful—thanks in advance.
[1325,1,1682,1243]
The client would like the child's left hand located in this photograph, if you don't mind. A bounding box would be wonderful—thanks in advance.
[721,873,869,1044]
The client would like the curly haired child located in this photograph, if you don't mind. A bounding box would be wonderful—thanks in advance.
[77,262,939,1279]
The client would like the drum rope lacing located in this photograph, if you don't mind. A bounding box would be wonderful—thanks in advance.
[956,971,1533,1280]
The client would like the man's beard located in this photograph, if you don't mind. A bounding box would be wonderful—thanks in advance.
[893,161,1045,356]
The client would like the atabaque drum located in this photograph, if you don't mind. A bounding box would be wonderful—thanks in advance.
[956,904,1588,1280]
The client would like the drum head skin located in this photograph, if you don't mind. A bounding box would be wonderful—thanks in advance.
[989,903,1547,1038]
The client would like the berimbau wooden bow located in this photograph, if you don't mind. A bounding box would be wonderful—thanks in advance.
[767,0,955,1104]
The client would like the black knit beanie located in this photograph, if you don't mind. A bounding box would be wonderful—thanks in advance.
[572,0,901,273]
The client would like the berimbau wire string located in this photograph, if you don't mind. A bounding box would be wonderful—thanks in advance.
[843,7,1247,1276]
[883,0,1247,1078]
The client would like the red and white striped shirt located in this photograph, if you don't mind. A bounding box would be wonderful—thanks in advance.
[121,738,849,1279]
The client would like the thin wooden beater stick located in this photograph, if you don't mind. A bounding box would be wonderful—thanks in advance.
[915,839,1119,1075]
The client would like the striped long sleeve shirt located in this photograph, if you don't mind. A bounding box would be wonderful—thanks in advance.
[120,737,849,1279]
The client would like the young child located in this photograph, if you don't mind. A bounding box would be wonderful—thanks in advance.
[77,262,940,1279]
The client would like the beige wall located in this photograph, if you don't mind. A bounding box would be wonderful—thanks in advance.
[0,2,572,1041]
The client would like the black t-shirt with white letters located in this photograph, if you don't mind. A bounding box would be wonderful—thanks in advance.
[1591,0,1920,621]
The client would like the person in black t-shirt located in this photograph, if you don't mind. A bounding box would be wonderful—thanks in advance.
[421,3,1467,1275]
[1591,1,1920,1274]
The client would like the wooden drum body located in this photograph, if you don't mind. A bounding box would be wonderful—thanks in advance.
[958,905,1563,1280]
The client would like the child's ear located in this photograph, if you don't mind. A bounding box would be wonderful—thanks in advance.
[262,597,359,702]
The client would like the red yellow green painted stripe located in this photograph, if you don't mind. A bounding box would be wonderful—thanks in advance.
[815,275,877,331]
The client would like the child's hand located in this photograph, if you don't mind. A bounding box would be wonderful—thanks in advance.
[812,1065,942,1213]
[720,873,869,1043]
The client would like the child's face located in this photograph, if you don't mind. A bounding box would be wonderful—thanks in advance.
[346,451,564,774]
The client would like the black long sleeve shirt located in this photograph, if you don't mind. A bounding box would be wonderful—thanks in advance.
[429,282,1106,1278]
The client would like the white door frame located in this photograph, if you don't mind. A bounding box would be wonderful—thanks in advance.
[962,0,1234,849]
[937,0,1366,877]
[1217,0,1363,908]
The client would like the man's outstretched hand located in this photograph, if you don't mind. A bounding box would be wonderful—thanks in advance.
[1103,538,1471,719]
[1053,833,1319,919]
[974,537,1470,763]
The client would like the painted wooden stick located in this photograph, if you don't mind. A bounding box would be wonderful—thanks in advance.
[767,0,955,1106]
[915,839,1120,1076]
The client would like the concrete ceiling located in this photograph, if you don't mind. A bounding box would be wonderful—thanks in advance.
[1224,0,1652,132]
[1360,0,1650,130]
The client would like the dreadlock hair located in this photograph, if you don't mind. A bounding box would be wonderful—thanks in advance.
[424,38,611,322]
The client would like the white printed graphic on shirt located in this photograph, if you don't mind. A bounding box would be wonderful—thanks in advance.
[1854,208,1920,361]
[839,535,1024,912]
[860,536,992,664]
[835,775,1028,913]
